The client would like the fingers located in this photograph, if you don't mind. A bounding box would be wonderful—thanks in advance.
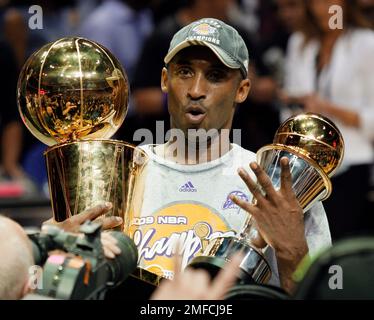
[229,193,257,216]
[42,218,55,226]
[172,240,183,278]
[209,253,243,299]
[248,162,278,200]
[101,232,121,259]
[237,167,263,201]
[73,202,113,225]
[280,157,294,196]
[100,216,123,230]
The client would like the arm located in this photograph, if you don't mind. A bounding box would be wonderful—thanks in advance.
[2,121,24,178]
[302,95,360,128]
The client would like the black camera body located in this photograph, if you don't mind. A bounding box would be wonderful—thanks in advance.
[28,221,138,300]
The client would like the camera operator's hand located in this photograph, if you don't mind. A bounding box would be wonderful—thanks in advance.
[151,253,243,300]
[101,232,121,259]
[230,158,308,293]
[42,202,122,233]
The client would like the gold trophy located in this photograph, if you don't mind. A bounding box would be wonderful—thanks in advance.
[17,37,148,228]
[189,113,345,284]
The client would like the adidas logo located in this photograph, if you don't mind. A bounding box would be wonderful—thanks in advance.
[179,181,197,192]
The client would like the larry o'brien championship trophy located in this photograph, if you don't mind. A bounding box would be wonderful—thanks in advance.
[189,113,345,284]
[16,38,153,284]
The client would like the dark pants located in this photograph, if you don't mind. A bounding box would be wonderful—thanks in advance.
[323,164,374,241]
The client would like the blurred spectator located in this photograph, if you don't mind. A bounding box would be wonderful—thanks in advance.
[282,0,374,240]
[0,215,34,299]
[149,0,188,25]
[0,40,25,180]
[2,7,28,69]
[30,0,80,42]
[357,0,374,28]
[259,0,313,87]
[227,0,260,36]
[0,4,45,195]
[78,0,153,83]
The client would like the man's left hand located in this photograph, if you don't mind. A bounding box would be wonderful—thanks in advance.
[230,157,309,292]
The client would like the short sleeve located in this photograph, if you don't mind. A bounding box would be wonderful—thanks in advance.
[304,201,332,256]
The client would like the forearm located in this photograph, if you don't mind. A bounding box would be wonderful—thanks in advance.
[2,121,23,176]
[324,101,360,128]
[133,88,164,115]
[275,238,309,294]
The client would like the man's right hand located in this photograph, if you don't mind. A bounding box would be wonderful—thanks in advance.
[42,202,123,233]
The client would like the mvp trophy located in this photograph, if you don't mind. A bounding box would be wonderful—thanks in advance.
[17,37,148,228]
[189,113,344,284]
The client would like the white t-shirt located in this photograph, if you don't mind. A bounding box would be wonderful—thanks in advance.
[130,143,331,286]
[283,29,374,169]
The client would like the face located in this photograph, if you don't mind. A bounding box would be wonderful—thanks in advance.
[276,0,306,32]
[161,46,250,136]
[310,0,345,32]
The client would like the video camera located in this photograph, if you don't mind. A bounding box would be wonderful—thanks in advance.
[27,221,138,300]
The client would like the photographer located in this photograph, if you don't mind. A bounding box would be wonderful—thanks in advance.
[0,215,33,299]
[0,203,122,300]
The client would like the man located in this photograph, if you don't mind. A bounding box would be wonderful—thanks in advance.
[129,0,279,151]
[0,205,122,300]
[0,216,34,299]
[131,18,331,293]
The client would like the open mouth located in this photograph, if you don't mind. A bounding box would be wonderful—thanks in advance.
[185,106,207,124]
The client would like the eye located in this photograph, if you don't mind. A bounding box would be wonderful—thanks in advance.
[175,66,193,78]
[207,69,228,82]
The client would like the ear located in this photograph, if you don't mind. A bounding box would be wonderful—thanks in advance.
[161,67,168,93]
[235,78,251,104]
[20,278,31,299]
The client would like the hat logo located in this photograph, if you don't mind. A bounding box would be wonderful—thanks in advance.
[192,23,217,36]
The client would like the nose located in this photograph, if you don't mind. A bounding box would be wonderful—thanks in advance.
[187,72,207,101]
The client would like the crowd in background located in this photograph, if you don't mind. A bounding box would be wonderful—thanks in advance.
[0,0,374,242]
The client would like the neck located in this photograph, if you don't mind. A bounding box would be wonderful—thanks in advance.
[156,129,232,165]
[321,29,343,45]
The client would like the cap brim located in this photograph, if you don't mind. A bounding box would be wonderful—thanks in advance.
[164,39,241,71]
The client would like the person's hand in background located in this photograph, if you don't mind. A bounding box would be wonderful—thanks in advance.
[151,253,243,300]
[42,202,123,260]
[42,202,122,233]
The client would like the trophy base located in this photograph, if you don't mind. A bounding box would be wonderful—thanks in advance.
[188,236,271,284]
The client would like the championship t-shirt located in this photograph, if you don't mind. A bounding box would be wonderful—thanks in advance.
[130,143,331,286]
